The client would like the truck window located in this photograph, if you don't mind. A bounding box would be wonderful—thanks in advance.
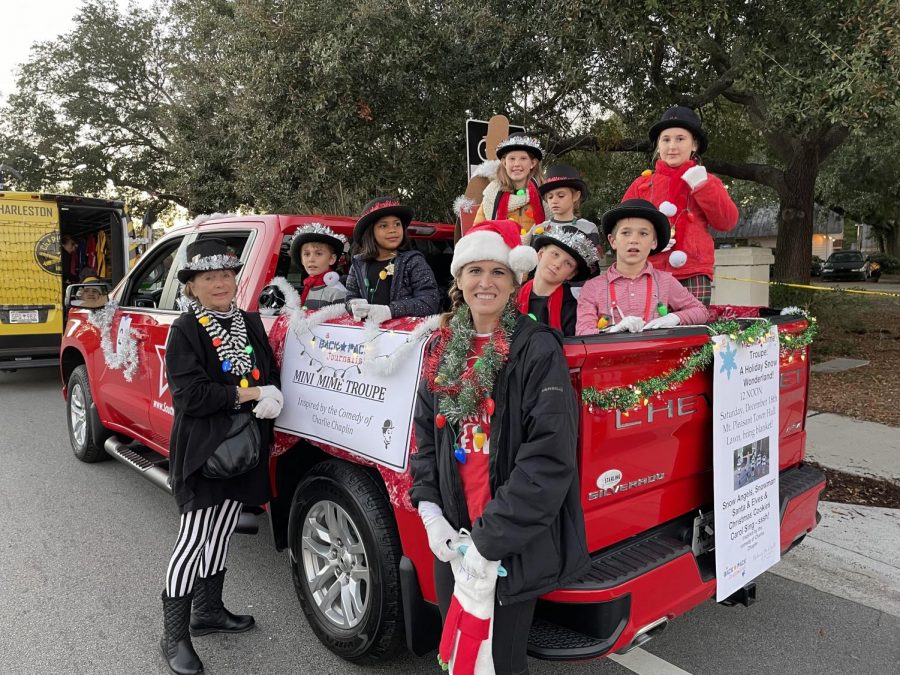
[120,238,183,309]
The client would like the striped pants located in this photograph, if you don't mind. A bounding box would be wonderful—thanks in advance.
[165,500,243,598]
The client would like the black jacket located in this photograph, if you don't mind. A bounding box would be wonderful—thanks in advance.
[410,315,591,604]
[345,250,441,317]
[165,310,279,513]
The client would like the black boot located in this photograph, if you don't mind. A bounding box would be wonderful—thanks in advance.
[160,592,204,675]
[190,569,255,636]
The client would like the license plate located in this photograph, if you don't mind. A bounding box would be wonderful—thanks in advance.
[9,310,39,324]
[692,510,715,556]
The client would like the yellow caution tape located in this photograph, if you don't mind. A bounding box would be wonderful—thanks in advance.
[716,275,900,298]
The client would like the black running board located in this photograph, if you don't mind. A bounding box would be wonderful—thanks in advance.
[103,436,258,535]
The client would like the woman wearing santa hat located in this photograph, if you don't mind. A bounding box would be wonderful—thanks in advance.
[409,220,590,674]
[622,105,738,305]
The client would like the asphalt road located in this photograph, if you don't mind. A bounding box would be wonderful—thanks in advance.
[1,368,898,675]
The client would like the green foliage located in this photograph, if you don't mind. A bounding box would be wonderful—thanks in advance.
[868,253,900,274]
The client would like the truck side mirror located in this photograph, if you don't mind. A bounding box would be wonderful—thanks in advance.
[65,282,110,310]
[258,284,286,313]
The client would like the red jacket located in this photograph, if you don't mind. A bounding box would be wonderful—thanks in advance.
[622,162,738,280]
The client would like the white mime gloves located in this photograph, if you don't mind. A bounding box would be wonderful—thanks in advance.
[644,313,682,330]
[418,501,460,562]
[681,165,708,190]
[366,304,392,325]
[608,316,645,333]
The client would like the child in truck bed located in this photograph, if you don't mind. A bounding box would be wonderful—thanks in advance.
[289,223,348,310]
[517,229,598,337]
[576,199,708,335]
[345,196,441,323]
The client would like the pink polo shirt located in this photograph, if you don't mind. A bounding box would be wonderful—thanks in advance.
[575,262,709,335]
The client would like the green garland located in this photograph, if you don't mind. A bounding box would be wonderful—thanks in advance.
[582,313,818,412]
[430,303,518,425]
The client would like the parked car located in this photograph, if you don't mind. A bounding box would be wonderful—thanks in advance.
[821,250,869,281]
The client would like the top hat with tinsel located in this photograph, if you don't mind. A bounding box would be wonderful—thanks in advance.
[290,222,348,267]
[450,219,538,278]
[496,132,544,161]
[601,199,671,255]
[531,229,599,281]
[649,105,708,155]
[353,196,413,244]
[177,238,243,283]
[538,164,590,202]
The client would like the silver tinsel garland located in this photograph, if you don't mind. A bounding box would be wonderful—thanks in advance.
[87,300,140,382]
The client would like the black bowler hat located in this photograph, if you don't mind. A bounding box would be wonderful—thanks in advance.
[496,132,544,161]
[177,238,243,283]
[649,106,708,155]
[290,222,348,267]
[353,197,413,245]
[601,199,671,255]
[538,164,590,202]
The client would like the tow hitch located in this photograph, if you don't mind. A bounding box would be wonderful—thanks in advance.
[720,582,757,608]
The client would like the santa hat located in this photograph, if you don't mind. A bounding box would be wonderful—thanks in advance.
[450,219,538,278]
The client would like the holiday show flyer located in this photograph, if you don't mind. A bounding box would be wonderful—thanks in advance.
[713,325,781,601]
[276,322,426,471]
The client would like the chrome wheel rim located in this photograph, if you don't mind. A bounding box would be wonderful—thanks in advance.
[69,383,87,449]
[301,500,370,629]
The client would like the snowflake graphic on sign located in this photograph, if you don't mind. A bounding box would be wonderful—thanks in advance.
[719,343,738,380]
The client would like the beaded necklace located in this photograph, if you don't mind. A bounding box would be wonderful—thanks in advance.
[191,301,259,387]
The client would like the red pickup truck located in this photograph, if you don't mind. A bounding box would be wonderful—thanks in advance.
[60,213,825,665]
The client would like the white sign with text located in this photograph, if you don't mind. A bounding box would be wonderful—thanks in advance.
[275,322,426,472]
[712,326,781,601]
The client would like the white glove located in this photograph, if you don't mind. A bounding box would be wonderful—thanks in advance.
[253,396,282,419]
[257,385,284,407]
[459,538,500,581]
[608,315,645,333]
[254,385,284,418]
[366,304,392,325]
[681,165,708,190]
[348,298,370,320]
[661,236,677,253]
[644,313,682,330]
[418,501,460,562]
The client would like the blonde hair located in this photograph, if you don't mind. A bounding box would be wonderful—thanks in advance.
[496,157,544,193]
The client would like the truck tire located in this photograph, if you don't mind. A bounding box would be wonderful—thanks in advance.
[66,365,110,462]
[288,460,403,664]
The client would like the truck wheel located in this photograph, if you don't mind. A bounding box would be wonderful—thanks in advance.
[288,460,403,664]
[66,365,110,463]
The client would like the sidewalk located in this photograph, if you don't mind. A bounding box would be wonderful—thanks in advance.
[767,411,900,618]
[770,501,900,618]
[805,411,900,484]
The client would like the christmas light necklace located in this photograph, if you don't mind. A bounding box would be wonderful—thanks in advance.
[191,300,259,387]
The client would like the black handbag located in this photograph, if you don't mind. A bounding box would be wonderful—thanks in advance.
[202,413,261,479]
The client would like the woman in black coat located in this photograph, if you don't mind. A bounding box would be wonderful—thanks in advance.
[409,220,590,674]
[160,238,282,675]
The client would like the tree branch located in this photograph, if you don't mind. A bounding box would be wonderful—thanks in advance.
[704,158,785,193]
[546,135,651,156]
[819,124,850,163]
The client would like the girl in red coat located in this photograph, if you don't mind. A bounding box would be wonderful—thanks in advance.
[622,106,738,304]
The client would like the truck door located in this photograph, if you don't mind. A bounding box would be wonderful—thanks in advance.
[100,235,185,448]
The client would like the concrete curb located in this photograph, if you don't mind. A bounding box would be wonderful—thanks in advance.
[805,412,900,485]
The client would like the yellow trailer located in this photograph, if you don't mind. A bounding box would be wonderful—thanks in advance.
[0,192,132,369]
